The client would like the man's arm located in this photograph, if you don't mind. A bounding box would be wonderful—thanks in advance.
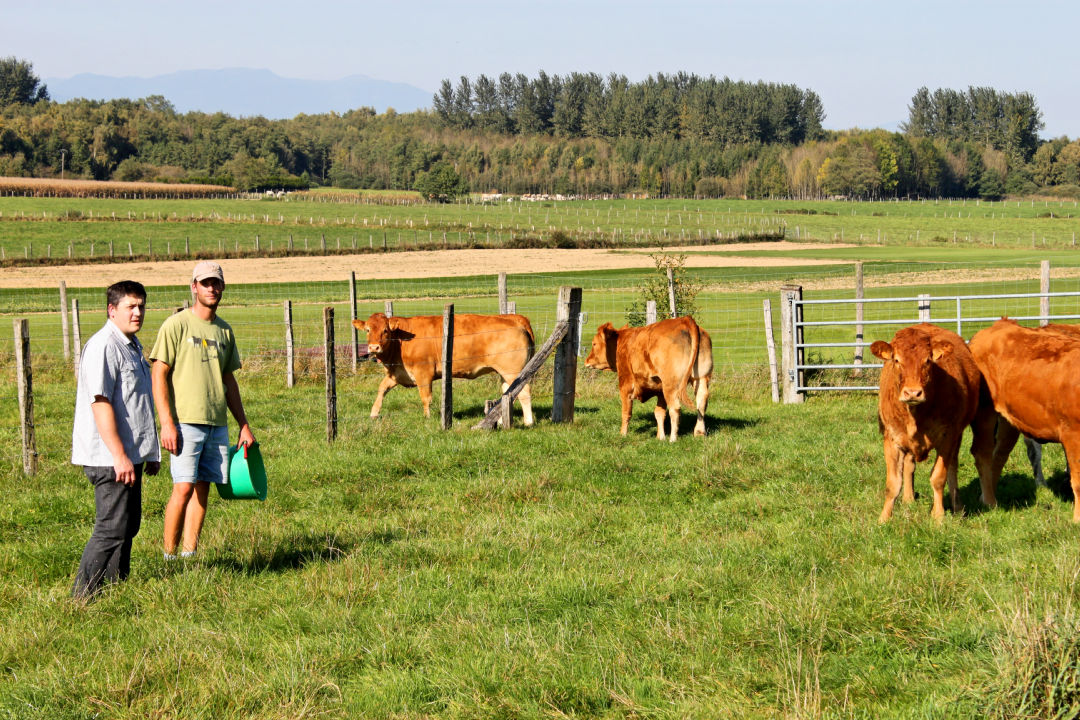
[90,399,136,485]
[223,371,255,447]
[151,359,179,454]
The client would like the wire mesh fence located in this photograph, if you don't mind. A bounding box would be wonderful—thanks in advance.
[4,257,1080,471]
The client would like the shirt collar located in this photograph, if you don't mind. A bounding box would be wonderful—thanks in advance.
[105,319,143,352]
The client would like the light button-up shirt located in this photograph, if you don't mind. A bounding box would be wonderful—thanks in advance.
[72,320,160,467]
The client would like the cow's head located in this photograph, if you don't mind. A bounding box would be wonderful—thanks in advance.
[871,328,952,406]
[584,322,620,372]
[353,313,397,355]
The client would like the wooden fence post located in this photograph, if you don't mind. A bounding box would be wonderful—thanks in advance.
[72,298,82,376]
[59,280,70,362]
[917,294,931,322]
[349,272,359,371]
[646,300,657,325]
[666,267,677,318]
[763,299,779,403]
[1040,260,1050,326]
[780,285,804,404]
[498,272,508,314]
[284,300,295,388]
[506,301,516,315]
[853,262,864,370]
[552,286,583,423]
[323,306,337,441]
[441,304,454,430]
[14,319,37,475]
[384,300,394,317]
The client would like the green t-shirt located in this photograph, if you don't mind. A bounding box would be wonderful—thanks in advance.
[150,310,242,426]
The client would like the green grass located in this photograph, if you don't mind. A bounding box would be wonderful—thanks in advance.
[3,196,1080,261]
[4,196,1080,717]
[3,355,1080,718]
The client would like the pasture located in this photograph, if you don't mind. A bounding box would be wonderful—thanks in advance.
[2,194,1080,718]
[2,194,1080,262]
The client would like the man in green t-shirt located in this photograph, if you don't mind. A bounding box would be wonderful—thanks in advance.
[151,261,256,558]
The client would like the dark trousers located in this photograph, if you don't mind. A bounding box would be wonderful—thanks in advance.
[72,464,143,599]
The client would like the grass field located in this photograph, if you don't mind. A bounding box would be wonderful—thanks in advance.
[3,195,1080,718]
[2,195,1080,260]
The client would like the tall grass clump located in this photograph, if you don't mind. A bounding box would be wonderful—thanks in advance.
[984,597,1080,719]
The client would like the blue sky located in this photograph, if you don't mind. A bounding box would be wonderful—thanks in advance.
[8,0,1079,137]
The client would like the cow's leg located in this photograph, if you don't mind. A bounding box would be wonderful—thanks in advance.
[1024,436,1047,487]
[619,389,633,436]
[990,419,1021,500]
[1061,436,1080,522]
[653,399,668,441]
[417,382,434,417]
[928,452,950,520]
[661,389,680,442]
[880,436,905,522]
[693,376,710,437]
[370,375,399,418]
[901,453,916,502]
[502,379,535,427]
[970,406,1003,507]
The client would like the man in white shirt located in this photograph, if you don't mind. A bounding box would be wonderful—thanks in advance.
[71,280,160,599]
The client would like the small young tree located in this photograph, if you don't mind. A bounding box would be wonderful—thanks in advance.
[414,161,468,202]
[626,252,702,326]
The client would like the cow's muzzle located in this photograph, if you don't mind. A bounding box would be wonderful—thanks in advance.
[900,387,926,405]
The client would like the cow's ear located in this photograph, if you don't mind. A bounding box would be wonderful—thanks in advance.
[870,341,893,361]
[931,342,953,362]
[388,317,402,331]
[352,319,366,331]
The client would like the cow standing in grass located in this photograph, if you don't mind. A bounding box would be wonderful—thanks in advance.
[353,312,535,425]
[871,323,988,521]
[1020,323,1080,486]
[584,316,712,441]
[969,318,1080,521]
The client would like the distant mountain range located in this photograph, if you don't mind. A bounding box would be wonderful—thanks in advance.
[45,68,433,119]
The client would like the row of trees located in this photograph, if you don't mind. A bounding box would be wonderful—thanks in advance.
[902,86,1043,163]
[433,72,826,146]
[1,57,1074,200]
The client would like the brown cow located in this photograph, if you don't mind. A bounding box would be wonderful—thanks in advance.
[969,318,1080,521]
[1022,324,1080,485]
[584,316,712,442]
[353,312,535,424]
[870,323,987,521]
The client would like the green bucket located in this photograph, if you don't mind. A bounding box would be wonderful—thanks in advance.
[218,441,268,501]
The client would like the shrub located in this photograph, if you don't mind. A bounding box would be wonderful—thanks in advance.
[625,252,702,326]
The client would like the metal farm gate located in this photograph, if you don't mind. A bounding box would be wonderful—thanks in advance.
[778,284,1080,403]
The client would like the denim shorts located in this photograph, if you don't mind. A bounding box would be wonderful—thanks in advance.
[170,424,229,485]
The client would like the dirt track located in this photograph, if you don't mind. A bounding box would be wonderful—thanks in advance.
[0,243,849,288]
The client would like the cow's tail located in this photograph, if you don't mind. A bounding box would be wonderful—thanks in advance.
[520,316,536,361]
[678,318,699,409]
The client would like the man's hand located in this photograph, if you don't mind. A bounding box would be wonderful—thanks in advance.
[113,455,136,486]
[160,421,179,455]
[238,423,256,449]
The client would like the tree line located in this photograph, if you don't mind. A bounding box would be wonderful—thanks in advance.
[2,56,1077,201]
[432,72,825,146]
